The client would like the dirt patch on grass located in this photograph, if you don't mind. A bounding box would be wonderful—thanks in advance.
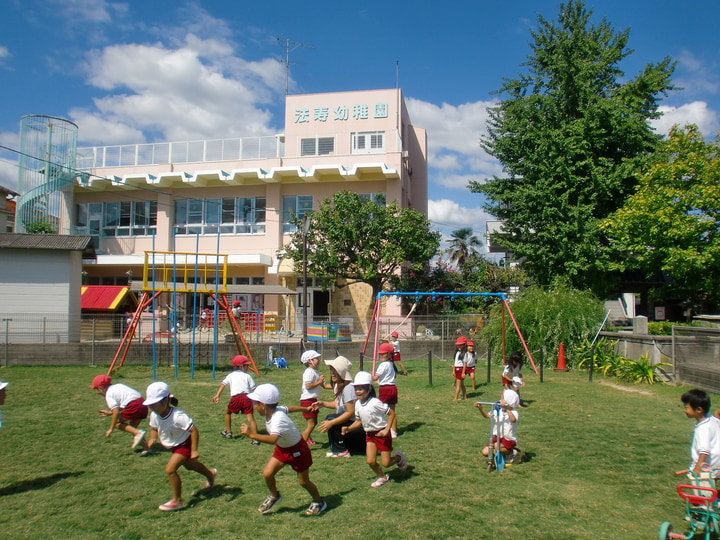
[597,380,654,395]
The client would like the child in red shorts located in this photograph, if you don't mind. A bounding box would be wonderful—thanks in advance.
[91,374,150,452]
[211,355,258,443]
[475,388,526,465]
[241,384,326,516]
[373,342,399,438]
[453,337,468,401]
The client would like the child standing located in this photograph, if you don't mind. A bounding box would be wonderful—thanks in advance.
[465,340,478,391]
[680,389,720,478]
[342,371,408,488]
[475,388,526,465]
[240,384,327,516]
[91,374,150,451]
[144,381,216,511]
[453,336,468,401]
[299,349,327,445]
[389,331,409,375]
[374,342,400,438]
[502,351,526,406]
[211,354,258,443]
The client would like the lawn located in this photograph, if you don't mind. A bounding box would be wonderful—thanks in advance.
[0,358,701,539]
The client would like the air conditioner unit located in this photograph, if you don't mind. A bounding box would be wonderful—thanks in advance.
[402,150,409,158]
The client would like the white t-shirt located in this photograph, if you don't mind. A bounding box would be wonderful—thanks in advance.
[391,339,401,353]
[465,351,477,368]
[355,396,390,432]
[453,350,467,368]
[300,367,322,400]
[221,370,255,396]
[105,383,142,410]
[266,406,302,448]
[375,360,396,386]
[149,407,193,448]
[691,415,720,474]
[490,406,519,442]
[503,363,522,379]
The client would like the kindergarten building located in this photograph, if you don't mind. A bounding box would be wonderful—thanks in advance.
[60,89,427,334]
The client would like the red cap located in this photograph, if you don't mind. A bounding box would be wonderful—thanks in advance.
[455,336,467,345]
[232,300,241,307]
[90,374,112,389]
[467,341,475,346]
[391,331,399,338]
[379,343,395,355]
[232,355,250,367]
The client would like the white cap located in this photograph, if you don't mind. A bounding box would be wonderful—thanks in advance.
[512,376,523,388]
[502,388,520,408]
[248,383,280,404]
[351,371,373,386]
[143,381,170,405]
[0,381,8,391]
[301,350,321,364]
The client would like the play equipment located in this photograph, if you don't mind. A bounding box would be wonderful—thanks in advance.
[659,471,720,539]
[477,400,505,472]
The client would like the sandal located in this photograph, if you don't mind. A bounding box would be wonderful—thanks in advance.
[304,499,327,516]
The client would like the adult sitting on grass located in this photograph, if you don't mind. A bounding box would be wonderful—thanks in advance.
[316,355,365,458]
[90,374,150,452]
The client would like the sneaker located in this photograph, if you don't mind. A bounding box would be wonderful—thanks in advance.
[205,468,217,489]
[159,499,184,511]
[371,475,390,488]
[251,439,260,446]
[304,499,327,516]
[139,448,155,457]
[258,493,282,514]
[326,450,350,458]
[395,450,408,471]
[220,430,233,439]
[306,438,316,446]
[131,429,146,449]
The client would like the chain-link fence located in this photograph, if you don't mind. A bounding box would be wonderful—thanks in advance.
[673,326,720,393]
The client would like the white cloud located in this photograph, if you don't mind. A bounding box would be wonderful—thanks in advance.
[49,0,128,24]
[429,198,494,230]
[652,102,719,138]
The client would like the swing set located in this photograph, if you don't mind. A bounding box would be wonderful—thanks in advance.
[362,291,539,376]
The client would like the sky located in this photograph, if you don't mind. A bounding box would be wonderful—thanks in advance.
[1,0,719,253]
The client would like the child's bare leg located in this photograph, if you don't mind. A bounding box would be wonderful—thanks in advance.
[389,404,397,434]
[366,443,384,477]
[262,457,285,496]
[184,457,214,482]
[470,373,476,390]
[224,410,233,433]
[380,449,400,468]
[297,469,322,502]
[165,453,187,502]
[302,417,317,441]
[245,413,258,434]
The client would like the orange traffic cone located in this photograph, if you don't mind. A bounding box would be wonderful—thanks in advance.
[554,343,569,371]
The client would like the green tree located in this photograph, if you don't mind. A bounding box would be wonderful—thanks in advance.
[602,124,720,312]
[24,221,57,234]
[446,227,481,268]
[469,0,675,296]
[284,191,441,300]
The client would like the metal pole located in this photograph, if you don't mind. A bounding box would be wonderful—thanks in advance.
[302,214,311,342]
[428,349,433,386]
[3,319,11,367]
[487,347,492,384]
[91,319,96,367]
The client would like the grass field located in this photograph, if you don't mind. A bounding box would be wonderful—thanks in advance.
[0,357,704,539]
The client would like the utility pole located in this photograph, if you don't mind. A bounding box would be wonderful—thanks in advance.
[272,37,314,95]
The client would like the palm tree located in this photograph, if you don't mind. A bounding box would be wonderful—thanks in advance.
[447,227,482,268]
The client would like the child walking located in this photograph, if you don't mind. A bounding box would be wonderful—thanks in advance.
[389,331,409,375]
[465,340,478,391]
[680,389,720,478]
[342,371,408,488]
[211,354,258,443]
[374,342,400,438]
[240,384,327,516]
[91,374,150,452]
[475,388,526,465]
[144,381,216,512]
[299,349,328,445]
[453,336,468,401]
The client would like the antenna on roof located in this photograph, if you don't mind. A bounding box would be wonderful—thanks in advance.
[272,37,314,95]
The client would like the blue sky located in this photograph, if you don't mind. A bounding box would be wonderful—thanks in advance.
[1,0,719,250]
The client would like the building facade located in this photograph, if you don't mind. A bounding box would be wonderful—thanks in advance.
[65,88,427,333]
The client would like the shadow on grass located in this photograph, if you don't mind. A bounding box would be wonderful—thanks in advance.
[261,488,356,516]
[0,471,84,497]
[398,422,425,435]
[188,483,244,506]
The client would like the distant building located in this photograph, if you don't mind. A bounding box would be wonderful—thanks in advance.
[0,185,18,233]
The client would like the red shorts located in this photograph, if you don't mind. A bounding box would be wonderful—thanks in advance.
[171,436,192,458]
[465,367,475,374]
[366,430,393,452]
[491,436,517,451]
[453,367,466,380]
[379,385,398,405]
[501,376,512,387]
[121,397,149,421]
[228,393,253,415]
[272,438,313,473]
[392,352,402,363]
[300,398,318,419]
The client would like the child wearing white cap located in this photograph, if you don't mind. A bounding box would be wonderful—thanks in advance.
[144,382,217,512]
[475,388,526,465]
[342,371,408,488]
[240,384,327,516]
[298,350,328,446]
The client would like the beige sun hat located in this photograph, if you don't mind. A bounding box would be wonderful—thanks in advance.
[324,355,353,381]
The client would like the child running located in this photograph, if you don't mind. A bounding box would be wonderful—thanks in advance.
[475,388,526,465]
[374,342,400,438]
[680,389,720,478]
[144,381,217,512]
[299,349,327,445]
[211,354,258,444]
[91,374,150,452]
[240,384,327,516]
[342,371,408,488]
[389,331,409,375]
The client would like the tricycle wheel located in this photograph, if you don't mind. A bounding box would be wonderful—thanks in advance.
[657,521,672,540]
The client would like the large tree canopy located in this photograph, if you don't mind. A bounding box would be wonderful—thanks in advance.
[284,191,440,299]
[469,0,675,295]
[602,124,720,311]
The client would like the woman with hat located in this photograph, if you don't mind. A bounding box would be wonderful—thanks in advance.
[316,355,365,457]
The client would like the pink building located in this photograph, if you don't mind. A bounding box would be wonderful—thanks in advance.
[68,88,427,333]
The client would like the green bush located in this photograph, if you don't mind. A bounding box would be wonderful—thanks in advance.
[647,321,701,335]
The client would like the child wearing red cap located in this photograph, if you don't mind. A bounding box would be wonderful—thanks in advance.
[212,355,258,443]
[389,331,408,375]
[453,337,468,401]
[373,342,400,438]
[465,340,478,391]
[91,374,151,452]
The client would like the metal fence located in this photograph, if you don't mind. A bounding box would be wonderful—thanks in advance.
[673,326,720,393]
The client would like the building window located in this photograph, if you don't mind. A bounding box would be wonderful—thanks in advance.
[76,201,156,239]
[352,131,385,154]
[300,137,334,156]
[173,197,266,235]
[282,195,313,233]
[358,193,386,206]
